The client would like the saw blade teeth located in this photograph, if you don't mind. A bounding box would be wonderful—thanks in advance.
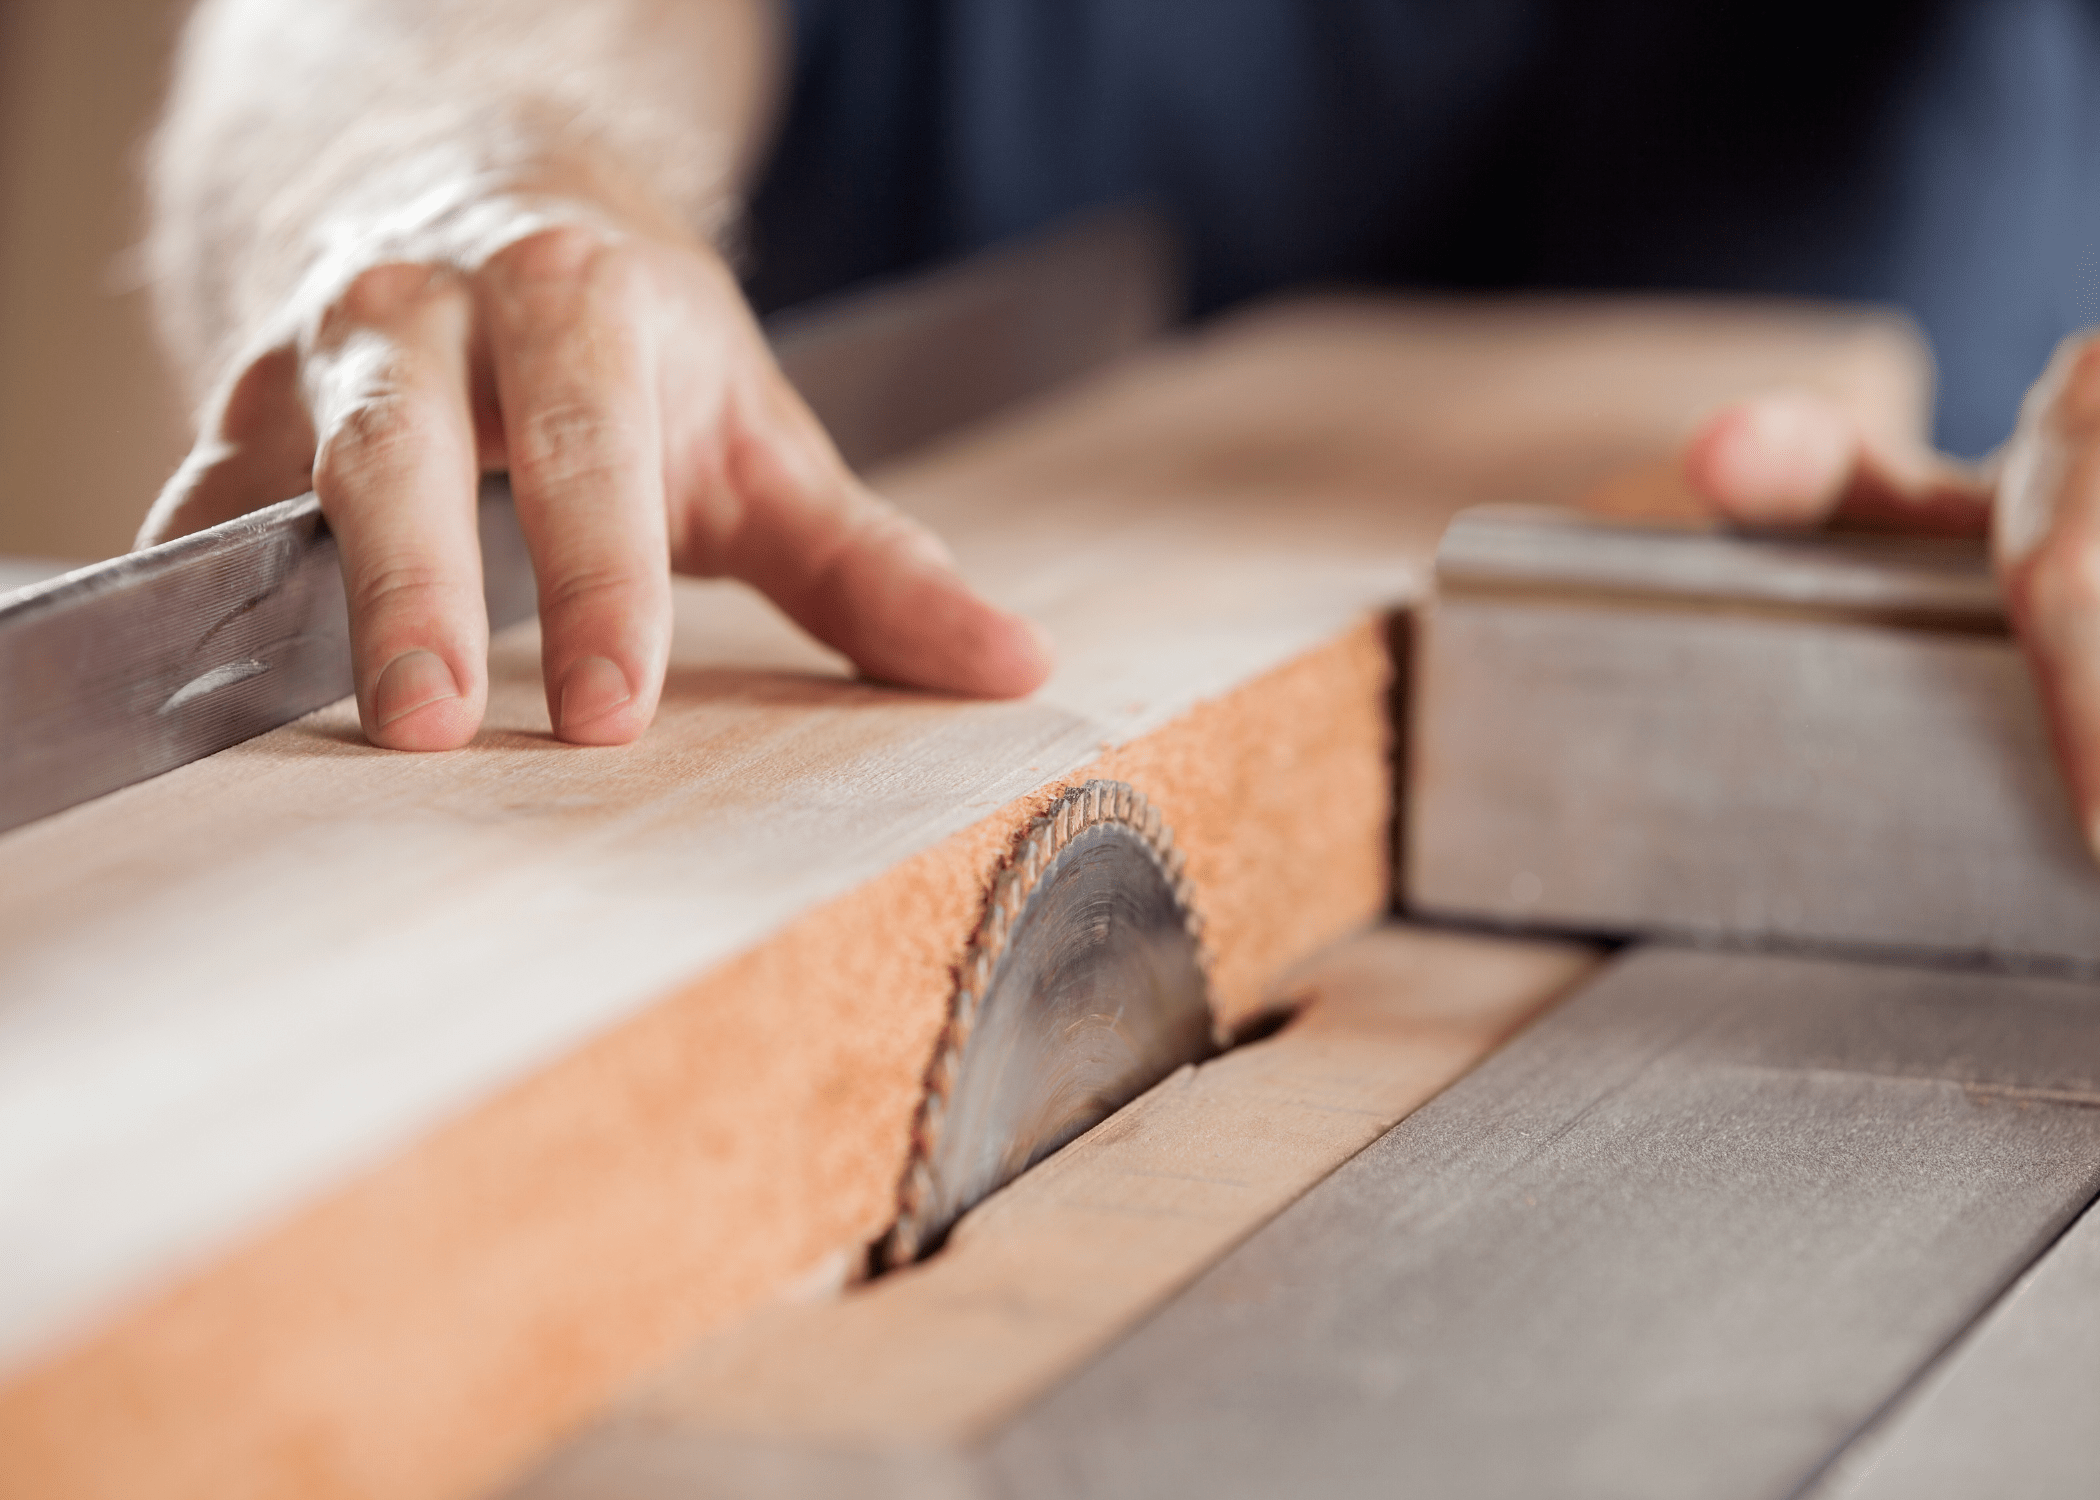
[928,1041,962,1099]
[883,774,1225,1267]
[917,1089,946,1143]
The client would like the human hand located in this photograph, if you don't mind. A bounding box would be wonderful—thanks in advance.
[141,210,1055,750]
[1682,333,2100,858]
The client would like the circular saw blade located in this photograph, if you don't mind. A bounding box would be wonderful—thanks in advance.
[883,780,1217,1265]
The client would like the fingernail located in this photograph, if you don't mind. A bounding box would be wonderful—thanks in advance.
[374,650,461,727]
[559,655,632,731]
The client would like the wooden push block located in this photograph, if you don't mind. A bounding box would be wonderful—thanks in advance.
[0,295,1935,1500]
[1407,507,2100,968]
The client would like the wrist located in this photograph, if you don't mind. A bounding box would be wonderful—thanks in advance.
[221,155,725,385]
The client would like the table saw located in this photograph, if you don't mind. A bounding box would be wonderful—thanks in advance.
[1,221,2094,1500]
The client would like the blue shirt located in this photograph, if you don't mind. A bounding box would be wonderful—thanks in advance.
[751,1,2100,456]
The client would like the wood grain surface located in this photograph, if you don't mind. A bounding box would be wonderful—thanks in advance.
[0,295,1927,1500]
[511,923,1599,1500]
[984,947,2100,1500]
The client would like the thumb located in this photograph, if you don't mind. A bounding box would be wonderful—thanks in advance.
[1994,334,2100,857]
[139,346,317,547]
[699,368,1055,699]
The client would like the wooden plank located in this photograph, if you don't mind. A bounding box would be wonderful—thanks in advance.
[982,947,2100,1500]
[1811,1195,2100,1499]
[1408,508,2100,967]
[0,296,1927,1500]
[510,923,1599,1499]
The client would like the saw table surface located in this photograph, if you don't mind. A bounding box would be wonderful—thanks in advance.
[520,930,2100,1500]
[987,946,2100,1500]
[11,292,2082,1500]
